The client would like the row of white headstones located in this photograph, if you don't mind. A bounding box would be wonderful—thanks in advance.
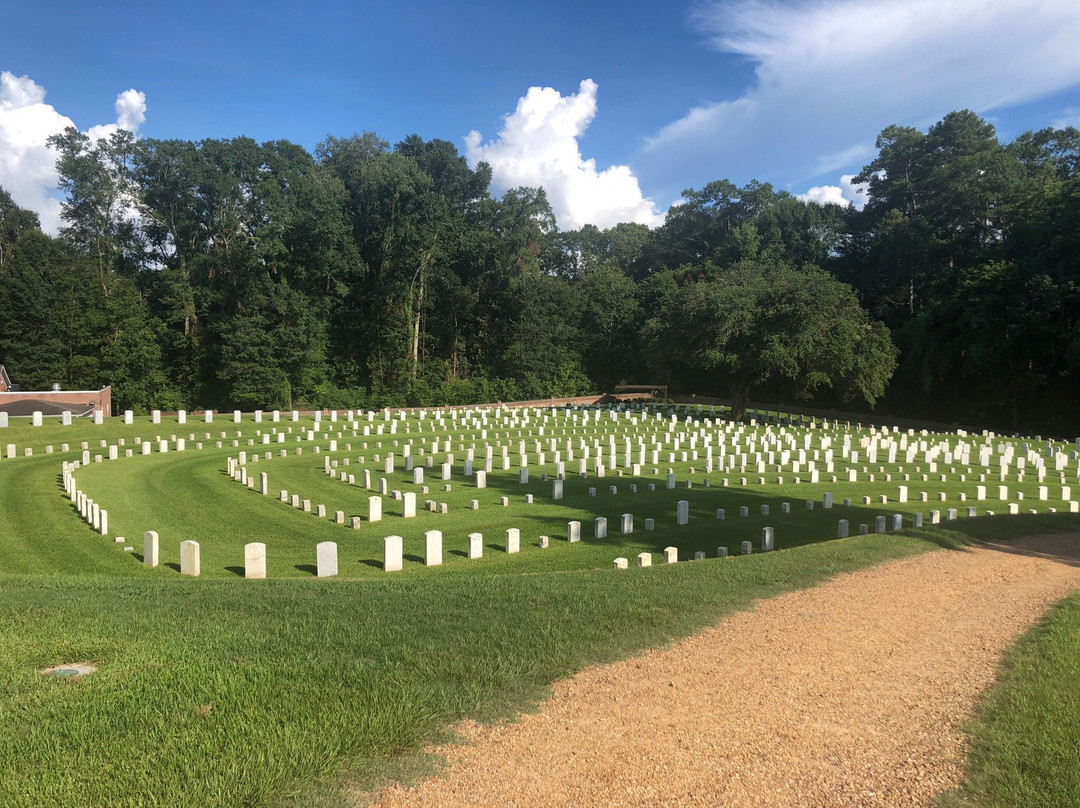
[226,452,730,573]
[136,525,757,578]
[203,408,1080,572]
[52,403,1080,574]
[246,446,1080,537]
[216,418,1080,574]
[11,401,1080,471]
[20,401,1080,488]
[4,408,304,429]
[93,449,1075,578]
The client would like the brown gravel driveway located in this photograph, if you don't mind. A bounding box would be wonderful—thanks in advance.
[369,535,1080,808]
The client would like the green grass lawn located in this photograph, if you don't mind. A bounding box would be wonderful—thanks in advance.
[1,407,1078,806]
[935,591,1080,808]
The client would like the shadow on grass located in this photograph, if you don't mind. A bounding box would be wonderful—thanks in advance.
[294,564,317,576]
[360,559,383,570]
[979,536,1080,567]
[165,562,180,573]
[966,513,1080,567]
[225,566,246,577]
[911,513,1080,566]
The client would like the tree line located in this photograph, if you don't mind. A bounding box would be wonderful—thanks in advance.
[0,110,1077,433]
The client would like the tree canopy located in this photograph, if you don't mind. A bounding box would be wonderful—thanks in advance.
[646,261,897,420]
[1,110,1078,433]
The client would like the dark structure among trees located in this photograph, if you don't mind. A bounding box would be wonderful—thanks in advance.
[0,111,1077,433]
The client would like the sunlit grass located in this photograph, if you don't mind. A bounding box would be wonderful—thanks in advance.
[936,592,1080,808]
[1,409,1078,806]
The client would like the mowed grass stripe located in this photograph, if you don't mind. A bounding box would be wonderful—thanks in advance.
[0,456,137,575]
[68,437,1068,579]
[73,450,351,576]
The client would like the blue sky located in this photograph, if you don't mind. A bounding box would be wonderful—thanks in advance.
[3,0,1080,232]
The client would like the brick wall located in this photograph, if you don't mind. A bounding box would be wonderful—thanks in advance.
[0,387,112,417]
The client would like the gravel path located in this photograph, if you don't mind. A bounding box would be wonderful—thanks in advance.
[369,535,1080,807]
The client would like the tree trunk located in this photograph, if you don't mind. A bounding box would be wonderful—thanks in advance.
[730,376,753,422]
[410,278,423,365]
[408,252,431,382]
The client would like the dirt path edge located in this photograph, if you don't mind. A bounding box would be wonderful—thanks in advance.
[366,535,1080,808]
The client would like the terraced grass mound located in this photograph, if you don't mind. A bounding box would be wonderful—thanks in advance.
[1,404,1077,806]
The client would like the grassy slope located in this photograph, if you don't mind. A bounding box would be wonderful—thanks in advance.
[0,531,966,808]
[1,413,1078,806]
[22,424,1077,578]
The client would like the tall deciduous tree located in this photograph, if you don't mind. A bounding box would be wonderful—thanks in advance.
[48,127,144,290]
[647,261,897,420]
[0,186,40,268]
[0,230,106,389]
[846,110,1022,323]
[645,180,845,274]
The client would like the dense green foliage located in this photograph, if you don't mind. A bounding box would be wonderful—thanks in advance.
[837,112,1080,432]
[1,110,1078,431]
[645,261,897,420]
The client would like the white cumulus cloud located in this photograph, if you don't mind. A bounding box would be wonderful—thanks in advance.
[0,72,72,233]
[0,72,146,234]
[465,79,665,231]
[798,184,848,207]
[640,0,1080,202]
[797,174,868,208]
[86,88,147,142]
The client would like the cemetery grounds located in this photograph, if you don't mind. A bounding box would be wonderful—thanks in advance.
[0,404,1078,806]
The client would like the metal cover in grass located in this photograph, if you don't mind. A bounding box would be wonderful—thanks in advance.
[42,664,97,677]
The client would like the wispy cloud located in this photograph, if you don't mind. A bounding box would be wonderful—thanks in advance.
[465,79,665,231]
[639,0,1080,201]
[1051,107,1080,129]
[0,72,146,234]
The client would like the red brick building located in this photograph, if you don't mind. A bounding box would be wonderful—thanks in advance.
[0,366,112,417]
